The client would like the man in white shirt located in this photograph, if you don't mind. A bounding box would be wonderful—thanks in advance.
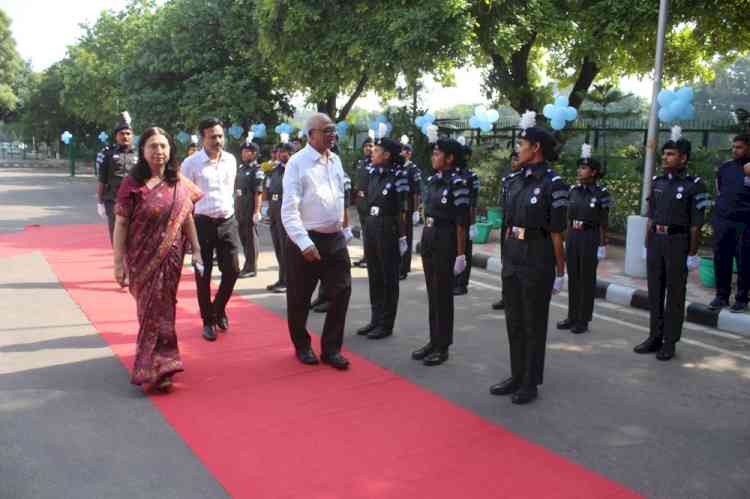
[282,112,353,370]
[180,118,242,342]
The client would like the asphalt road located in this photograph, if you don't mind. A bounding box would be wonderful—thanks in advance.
[2,164,749,499]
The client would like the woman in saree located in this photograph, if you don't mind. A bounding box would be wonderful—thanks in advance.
[112,126,203,391]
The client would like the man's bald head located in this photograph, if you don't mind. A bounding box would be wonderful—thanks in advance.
[305,113,334,138]
[305,112,336,153]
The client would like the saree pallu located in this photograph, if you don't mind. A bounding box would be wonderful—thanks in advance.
[116,175,202,385]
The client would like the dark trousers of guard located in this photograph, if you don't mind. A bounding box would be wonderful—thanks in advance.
[357,206,369,263]
[194,214,241,325]
[566,227,599,325]
[286,232,351,355]
[364,216,401,330]
[237,215,259,273]
[269,207,287,285]
[421,224,456,349]
[400,214,414,275]
[646,232,689,344]
[104,199,116,243]
[502,235,555,388]
[456,235,473,289]
[713,216,750,304]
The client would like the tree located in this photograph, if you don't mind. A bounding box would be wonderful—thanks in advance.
[0,8,22,119]
[693,56,750,122]
[256,0,470,121]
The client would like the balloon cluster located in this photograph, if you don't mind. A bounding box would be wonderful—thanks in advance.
[368,115,392,138]
[657,87,695,122]
[468,106,500,133]
[61,131,73,144]
[176,131,190,145]
[251,123,267,138]
[414,112,436,136]
[98,131,109,144]
[227,124,243,139]
[336,121,349,137]
[275,123,294,136]
[543,96,578,130]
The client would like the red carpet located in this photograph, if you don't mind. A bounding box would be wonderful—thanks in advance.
[2,224,641,499]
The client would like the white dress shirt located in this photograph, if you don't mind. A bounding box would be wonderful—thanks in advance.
[282,144,347,251]
[180,148,237,218]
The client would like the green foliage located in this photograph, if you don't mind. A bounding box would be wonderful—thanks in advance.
[0,8,22,118]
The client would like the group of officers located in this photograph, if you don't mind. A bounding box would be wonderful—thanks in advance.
[95,110,748,405]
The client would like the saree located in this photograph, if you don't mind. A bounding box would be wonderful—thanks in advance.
[116,174,202,385]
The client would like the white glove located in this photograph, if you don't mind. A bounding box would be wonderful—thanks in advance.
[597,246,606,259]
[687,255,700,271]
[453,254,467,276]
[261,205,269,217]
[252,212,262,224]
[642,247,647,260]
[469,225,477,240]
[342,227,353,242]
[96,202,106,219]
[553,274,565,294]
[412,211,420,224]
[399,237,408,256]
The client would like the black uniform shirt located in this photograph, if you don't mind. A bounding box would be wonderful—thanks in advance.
[354,158,372,197]
[423,169,471,225]
[714,158,750,222]
[401,160,422,211]
[567,182,612,226]
[511,163,568,233]
[343,172,352,207]
[266,162,285,209]
[500,170,524,229]
[236,160,265,213]
[367,166,409,216]
[456,167,480,208]
[98,144,138,200]
[647,169,709,227]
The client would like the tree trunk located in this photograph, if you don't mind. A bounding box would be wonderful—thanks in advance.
[336,73,368,122]
[485,32,538,114]
[569,57,600,109]
[316,95,337,120]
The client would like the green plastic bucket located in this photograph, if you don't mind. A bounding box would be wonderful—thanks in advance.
[487,207,503,229]
[473,222,493,244]
[698,257,716,288]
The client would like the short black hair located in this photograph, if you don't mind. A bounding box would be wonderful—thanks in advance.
[434,138,464,167]
[277,143,294,153]
[662,138,692,162]
[733,134,750,145]
[198,117,223,137]
[240,142,259,153]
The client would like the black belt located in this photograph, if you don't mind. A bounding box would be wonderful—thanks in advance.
[570,219,598,230]
[652,224,688,235]
[309,230,340,239]
[196,213,234,224]
[424,216,454,227]
[508,226,547,240]
[369,206,398,217]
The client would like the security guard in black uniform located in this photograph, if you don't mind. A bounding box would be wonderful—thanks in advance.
[353,138,374,267]
[490,117,568,405]
[235,141,265,278]
[356,138,410,339]
[412,139,470,366]
[557,145,612,334]
[97,111,138,243]
[634,129,709,361]
[454,144,480,295]
[709,134,750,313]
[399,143,422,280]
[265,143,293,293]
[492,151,522,310]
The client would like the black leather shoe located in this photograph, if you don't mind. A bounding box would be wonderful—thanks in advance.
[321,352,350,370]
[730,301,749,313]
[238,270,256,278]
[367,327,393,340]
[452,286,468,296]
[556,318,574,330]
[202,324,217,342]
[492,299,505,310]
[266,281,281,291]
[656,342,675,361]
[634,337,663,354]
[489,377,520,396]
[511,387,538,405]
[708,297,729,310]
[571,321,589,334]
[272,284,287,294]
[216,315,229,331]
[399,273,407,281]
[423,349,449,366]
[411,343,433,360]
[357,323,378,335]
[313,301,329,313]
[295,348,319,365]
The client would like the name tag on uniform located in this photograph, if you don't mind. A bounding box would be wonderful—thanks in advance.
[272,194,279,201]
[370,206,380,216]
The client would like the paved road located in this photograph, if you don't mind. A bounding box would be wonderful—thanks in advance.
[2,165,749,498]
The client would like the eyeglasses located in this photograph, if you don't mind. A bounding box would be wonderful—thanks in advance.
[312,126,336,134]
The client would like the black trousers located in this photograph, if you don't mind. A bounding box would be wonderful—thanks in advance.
[194,214,241,325]
[456,235,473,288]
[647,232,689,344]
[566,227,599,324]
[421,225,456,349]
[400,214,414,275]
[502,237,555,387]
[713,216,750,304]
[357,207,369,262]
[237,214,259,273]
[269,209,287,285]
[286,232,351,355]
[104,199,116,244]
[364,216,401,330]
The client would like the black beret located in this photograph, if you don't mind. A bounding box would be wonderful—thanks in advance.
[519,126,557,161]
[374,137,402,160]
[434,138,465,166]
[240,142,259,152]
[662,138,691,159]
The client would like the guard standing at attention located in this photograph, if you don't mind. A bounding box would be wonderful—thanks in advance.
[353,137,374,267]
[266,143,293,293]
[356,138,410,339]
[556,144,612,334]
[634,126,709,361]
[412,138,470,366]
[235,139,265,278]
[489,111,568,405]
[398,140,422,280]
[492,151,522,310]
[454,140,480,295]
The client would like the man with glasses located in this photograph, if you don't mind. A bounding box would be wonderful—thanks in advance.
[282,113,353,370]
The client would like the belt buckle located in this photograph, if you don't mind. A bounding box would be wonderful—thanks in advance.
[572,220,583,230]
[370,206,380,216]
[512,227,525,240]
[425,217,434,227]
[656,224,668,235]
[272,193,279,201]
[358,191,365,198]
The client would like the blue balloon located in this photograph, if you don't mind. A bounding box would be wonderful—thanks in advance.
[554,96,569,107]
[468,116,480,129]
[564,107,577,121]
[252,123,267,138]
[228,124,243,139]
[552,107,566,122]
[176,131,189,144]
[550,118,566,130]
[543,104,555,119]
[336,121,349,136]
[415,116,425,128]
[421,123,433,136]
[676,86,694,102]
[658,108,672,122]
[479,121,492,133]
[683,104,696,120]
[98,131,110,143]
[423,113,435,124]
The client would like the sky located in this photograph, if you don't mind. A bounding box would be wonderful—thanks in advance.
[1,0,652,113]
